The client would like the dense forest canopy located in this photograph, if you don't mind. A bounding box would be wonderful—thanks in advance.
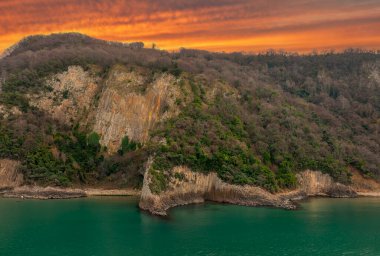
[0,33,379,191]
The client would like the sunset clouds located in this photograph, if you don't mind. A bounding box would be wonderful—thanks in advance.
[1,0,379,53]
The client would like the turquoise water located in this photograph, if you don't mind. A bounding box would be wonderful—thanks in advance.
[0,197,380,256]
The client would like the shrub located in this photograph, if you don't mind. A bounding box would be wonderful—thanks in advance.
[149,169,168,194]
[22,146,71,186]
[118,135,139,155]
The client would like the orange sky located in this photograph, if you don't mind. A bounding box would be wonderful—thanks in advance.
[1,0,380,53]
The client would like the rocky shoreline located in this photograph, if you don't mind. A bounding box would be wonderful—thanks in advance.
[1,157,379,216]
[139,167,376,216]
[0,159,140,200]
[0,186,140,200]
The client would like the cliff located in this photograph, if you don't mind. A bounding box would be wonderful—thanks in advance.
[139,166,360,216]
[0,159,23,189]
[93,66,179,153]
[0,34,379,214]
[30,66,99,125]
[297,170,357,197]
[28,65,183,154]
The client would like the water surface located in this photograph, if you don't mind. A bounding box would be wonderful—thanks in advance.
[0,197,379,256]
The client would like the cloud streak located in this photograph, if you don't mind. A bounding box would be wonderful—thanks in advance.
[0,0,379,53]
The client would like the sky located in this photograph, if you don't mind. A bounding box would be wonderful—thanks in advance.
[0,0,380,53]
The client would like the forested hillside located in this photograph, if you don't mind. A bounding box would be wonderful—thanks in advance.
[0,33,379,192]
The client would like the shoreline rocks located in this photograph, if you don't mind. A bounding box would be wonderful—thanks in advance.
[0,159,23,188]
[0,160,377,216]
[0,186,140,200]
[0,186,86,199]
[139,167,363,216]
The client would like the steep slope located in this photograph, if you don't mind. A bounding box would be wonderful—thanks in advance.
[29,66,100,124]
[140,164,294,216]
[140,164,358,215]
[0,159,22,188]
[93,66,179,153]
[0,33,379,213]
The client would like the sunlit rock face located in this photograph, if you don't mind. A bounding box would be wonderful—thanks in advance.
[28,64,182,154]
[0,159,22,188]
[139,165,295,216]
[139,167,362,216]
[93,65,179,153]
[30,66,99,125]
[296,170,356,197]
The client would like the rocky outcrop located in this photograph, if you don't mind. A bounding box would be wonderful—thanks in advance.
[288,170,357,198]
[93,66,179,153]
[139,168,358,216]
[139,166,295,216]
[0,159,23,189]
[30,66,99,124]
[0,105,22,119]
[26,64,186,153]
[1,186,86,199]
[350,169,380,196]
[0,186,140,199]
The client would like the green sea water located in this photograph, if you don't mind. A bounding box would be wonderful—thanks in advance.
[0,197,379,256]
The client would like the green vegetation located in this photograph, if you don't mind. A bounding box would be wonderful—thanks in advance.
[149,169,168,194]
[0,34,378,192]
[150,82,280,192]
[0,92,30,112]
[174,172,185,181]
[276,161,297,189]
[118,136,140,155]
[0,126,24,158]
[23,146,71,186]
[53,130,104,182]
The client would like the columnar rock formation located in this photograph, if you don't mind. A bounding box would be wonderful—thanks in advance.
[295,170,356,197]
[93,66,177,152]
[0,159,23,188]
[140,167,358,216]
[28,65,182,153]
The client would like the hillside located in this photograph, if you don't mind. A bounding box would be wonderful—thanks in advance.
[0,33,379,212]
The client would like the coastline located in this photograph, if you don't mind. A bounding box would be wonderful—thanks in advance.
[84,188,141,197]
[1,184,379,217]
[1,169,379,217]
[139,168,380,216]
[0,186,140,200]
[357,191,380,197]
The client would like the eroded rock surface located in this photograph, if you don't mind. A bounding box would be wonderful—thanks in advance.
[140,167,358,216]
[0,159,23,188]
[295,170,357,198]
[139,166,295,216]
[1,186,86,199]
[93,66,179,153]
[30,66,99,124]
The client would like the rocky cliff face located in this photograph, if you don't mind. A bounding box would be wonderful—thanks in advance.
[28,65,184,153]
[295,170,356,197]
[92,66,180,153]
[139,167,359,216]
[140,165,288,216]
[30,66,99,124]
[350,169,380,193]
[0,159,23,188]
